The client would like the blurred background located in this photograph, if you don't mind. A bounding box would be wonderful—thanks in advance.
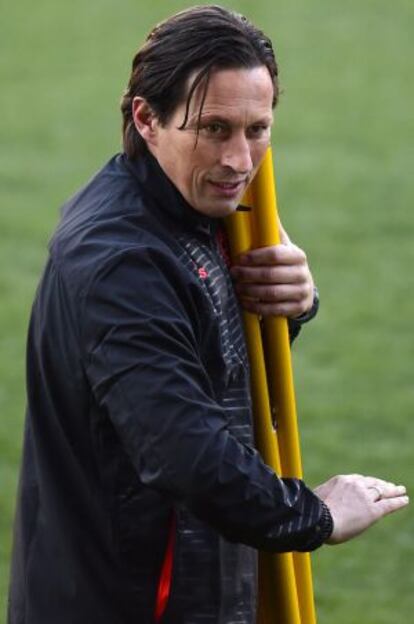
[1,0,413,622]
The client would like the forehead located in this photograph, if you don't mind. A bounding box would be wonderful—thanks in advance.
[185,66,274,123]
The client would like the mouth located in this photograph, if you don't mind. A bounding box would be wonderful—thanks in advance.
[208,179,246,198]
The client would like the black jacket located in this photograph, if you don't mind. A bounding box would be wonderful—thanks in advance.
[8,152,331,624]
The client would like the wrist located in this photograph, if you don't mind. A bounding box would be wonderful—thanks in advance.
[292,287,319,324]
[319,501,335,543]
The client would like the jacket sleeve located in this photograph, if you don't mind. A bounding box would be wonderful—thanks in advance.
[82,246,332,552]
[288,287,320,343]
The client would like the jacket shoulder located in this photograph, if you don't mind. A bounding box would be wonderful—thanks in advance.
[47,154,176,297]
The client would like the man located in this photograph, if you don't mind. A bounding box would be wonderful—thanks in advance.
[8,6,408,624]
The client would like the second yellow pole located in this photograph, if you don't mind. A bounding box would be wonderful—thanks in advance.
[226,190,302,624]
[249,149,317,624]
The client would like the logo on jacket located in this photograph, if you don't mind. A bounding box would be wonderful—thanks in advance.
[198,267,208,280]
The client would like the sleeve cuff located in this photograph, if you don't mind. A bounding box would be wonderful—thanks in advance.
[292,287,320,325]
[300,501,334,551]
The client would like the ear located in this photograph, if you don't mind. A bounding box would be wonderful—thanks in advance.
[132,97,159,147]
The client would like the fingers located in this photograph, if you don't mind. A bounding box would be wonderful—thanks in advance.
[239,298,311,319]
[230,243,314,318]
[315,473,409,545]
[367,483,407,503]
[375,495,410,518]
[361,476,407,502]
[354,478,410,523]
[235,279,314,318]
[233,244,307,270]
[232,264,308,285]
[235,282,312,306]
[363,476,398,489]
[379,484,407,499]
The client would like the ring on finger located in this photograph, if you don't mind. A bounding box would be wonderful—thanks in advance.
[368,485,383,502]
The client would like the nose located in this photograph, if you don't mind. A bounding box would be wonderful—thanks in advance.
[220,132,253,174]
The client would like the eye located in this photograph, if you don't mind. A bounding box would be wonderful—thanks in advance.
[247,124,270,139]
[201,122,228,137]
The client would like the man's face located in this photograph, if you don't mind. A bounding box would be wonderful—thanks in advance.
[148,66,274,218]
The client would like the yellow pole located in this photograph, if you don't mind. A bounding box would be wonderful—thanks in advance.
[248,148,317,624]
[226,191,302,624]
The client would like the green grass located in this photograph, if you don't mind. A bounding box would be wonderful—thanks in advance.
[1,0,413,621]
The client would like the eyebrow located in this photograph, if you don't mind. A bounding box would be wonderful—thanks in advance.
[187,113,273,127]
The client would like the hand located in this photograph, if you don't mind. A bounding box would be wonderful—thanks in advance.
[314,474,409,545]
[230,221,314,318]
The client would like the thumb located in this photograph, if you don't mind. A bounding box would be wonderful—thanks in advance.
[278,217,291,245]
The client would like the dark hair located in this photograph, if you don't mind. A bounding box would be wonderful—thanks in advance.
[120,5,279,158]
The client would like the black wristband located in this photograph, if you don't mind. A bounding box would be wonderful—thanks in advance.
[318,501,334,543]
[292,287,320,324]
[298,500,334,552]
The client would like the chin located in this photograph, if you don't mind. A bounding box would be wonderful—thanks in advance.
[209,202,239,218]
[192,194,242,218]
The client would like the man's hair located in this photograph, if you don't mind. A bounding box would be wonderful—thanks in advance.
[120,5,279,158]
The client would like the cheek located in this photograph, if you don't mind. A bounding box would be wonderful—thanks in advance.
[177,159,201,200]
[192,140,221,170]
[251,141,270,169]
[187,154,211,188]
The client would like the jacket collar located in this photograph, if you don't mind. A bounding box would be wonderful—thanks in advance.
[122,150,218,237]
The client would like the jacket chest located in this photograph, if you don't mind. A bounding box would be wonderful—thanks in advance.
[177,233,253,441]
